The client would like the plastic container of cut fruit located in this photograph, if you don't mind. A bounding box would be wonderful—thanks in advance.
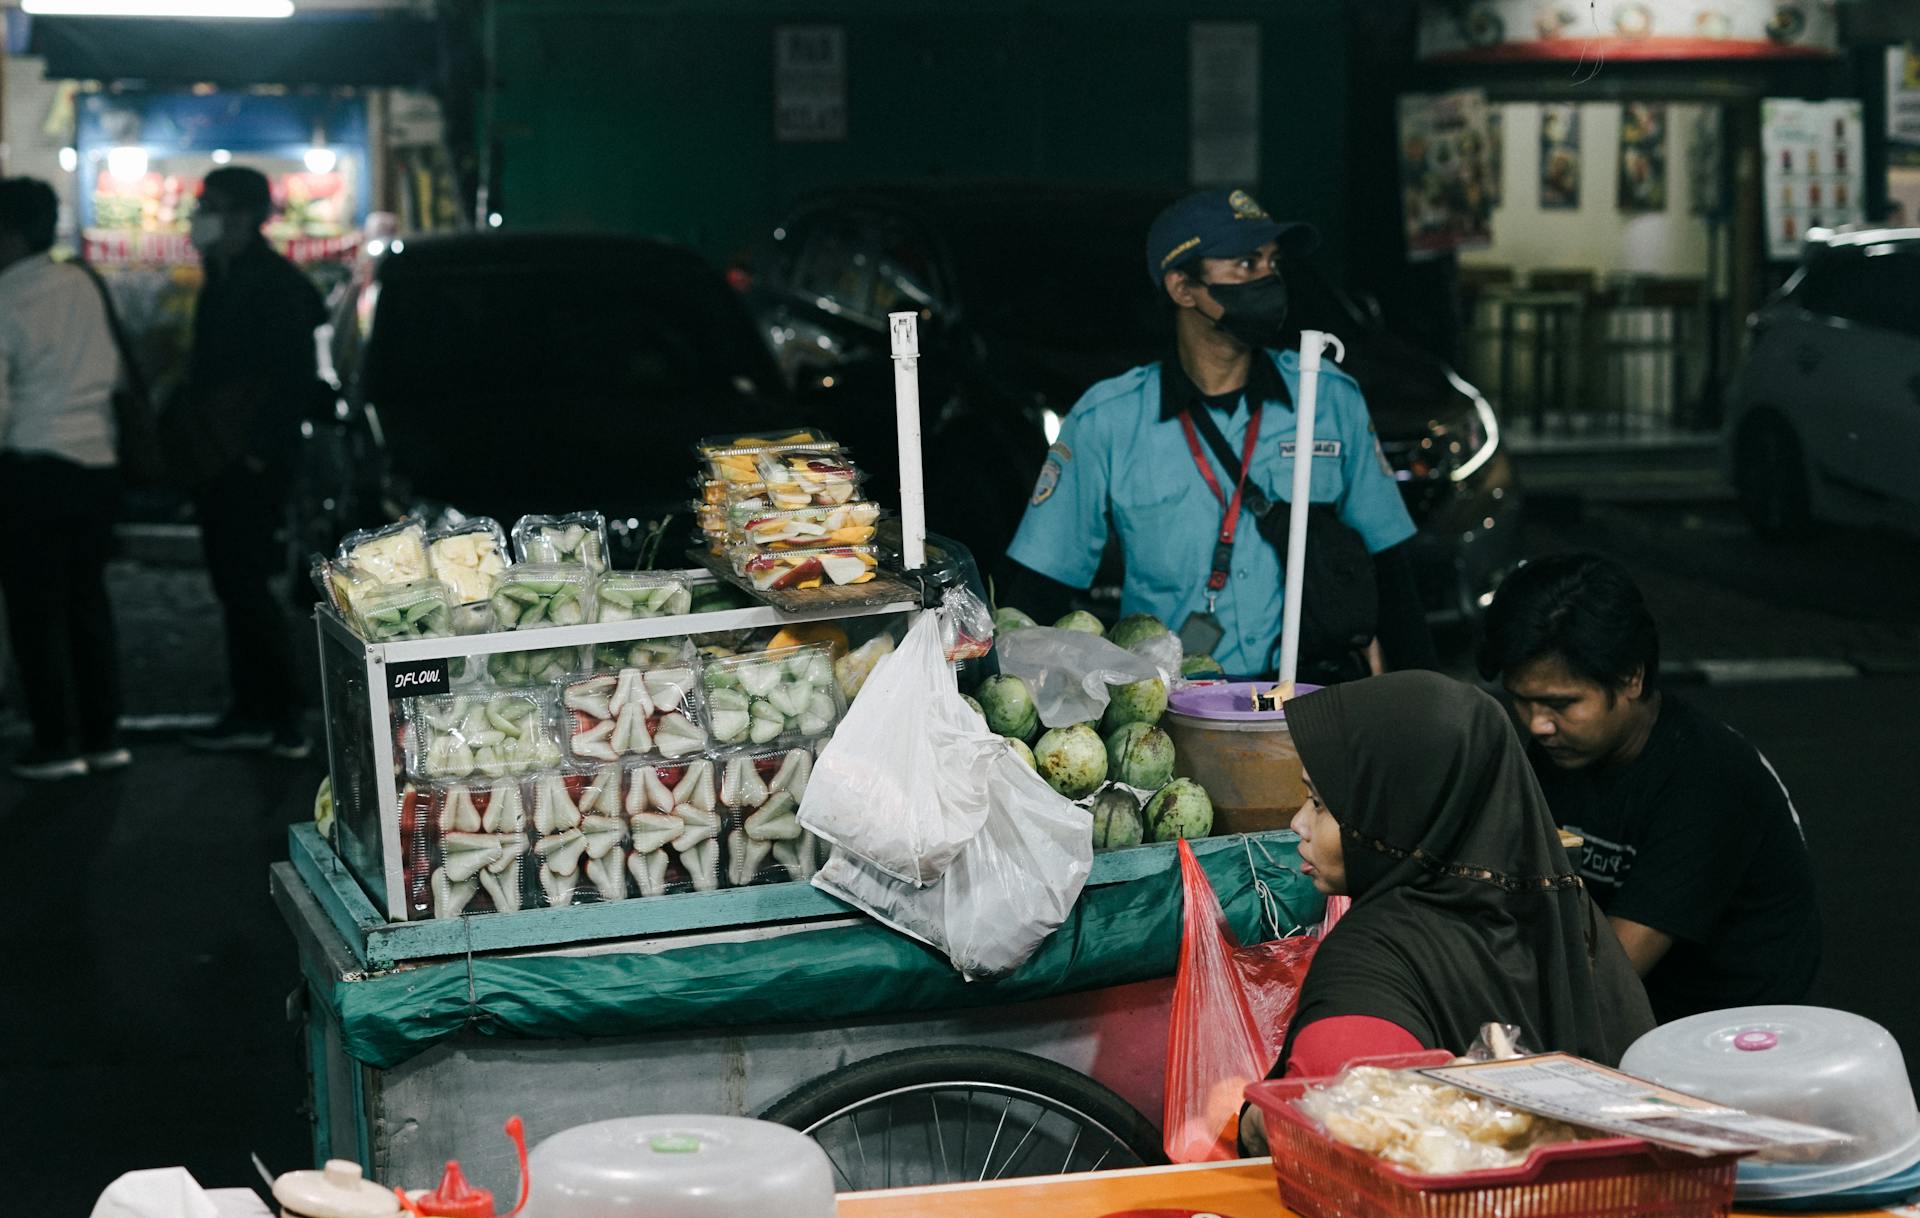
[593,635,696,673]
[620,757,723,895]
[731,543,882,592]
[699,428,840,484]
[715,742,822,888]
[408,691,563,782]
[559,664,707,764]
[487,645,584,688]
[355,578,456,643]
[512,511,610,573]
[339,518,431,587]
[527,766,632,908]
[490,563,594,630]
[412,777,532,920]
[593,571,693,622]
[731,501,883,551]
[1244,1053,1741,1218]
[701,644,845,748]
[312,555,379,620]
[426,517,511,606]
[750,450,864,508]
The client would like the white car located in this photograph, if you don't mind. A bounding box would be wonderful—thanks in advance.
[1725,228,1920,537]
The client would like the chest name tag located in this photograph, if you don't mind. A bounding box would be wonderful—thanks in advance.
[1279,440,1342,459]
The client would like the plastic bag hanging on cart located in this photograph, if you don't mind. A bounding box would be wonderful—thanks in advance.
[1164,839,1318,1163]
[800,611,1000,887]
[996,626,1170,729]
[812,738,1092,980]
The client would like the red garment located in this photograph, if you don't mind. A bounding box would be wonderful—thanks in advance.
[1284,1015,1425,1078]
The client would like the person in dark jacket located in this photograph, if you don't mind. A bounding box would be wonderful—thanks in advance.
[174,166,326,757]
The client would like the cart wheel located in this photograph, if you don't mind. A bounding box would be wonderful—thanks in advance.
[757,1045,1165,1192]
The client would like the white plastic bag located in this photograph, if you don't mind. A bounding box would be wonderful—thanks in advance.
[814,739,1093,980]
[800,612,999,886]
[996,626,1169,728]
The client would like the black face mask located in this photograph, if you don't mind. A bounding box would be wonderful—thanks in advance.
[1204,274,1289,349]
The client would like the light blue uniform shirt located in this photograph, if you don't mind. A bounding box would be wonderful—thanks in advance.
[1007,349,1417,677]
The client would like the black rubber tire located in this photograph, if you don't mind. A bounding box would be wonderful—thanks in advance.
[1735,413,1814,542]
[758,1045,1166,1171]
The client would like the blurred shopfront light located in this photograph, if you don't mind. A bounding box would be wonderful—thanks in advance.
[303,146,338,174]
[488,213,503,228]
[106,146,148,182]
[58,147,78,173]
[24,1,294,15]
[211,148,233,164]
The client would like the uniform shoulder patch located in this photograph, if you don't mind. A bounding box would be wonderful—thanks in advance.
[1047,441,1072,464]
[1030,456,1063,506]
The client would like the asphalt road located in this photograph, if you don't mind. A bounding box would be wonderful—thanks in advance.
[1,498,1915,1212]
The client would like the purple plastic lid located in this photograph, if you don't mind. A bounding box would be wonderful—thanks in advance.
[1734,1029,1781,1052]
[1166,681,1325,722]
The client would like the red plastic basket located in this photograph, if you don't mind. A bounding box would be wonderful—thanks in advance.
[1245,1053,1740,1218]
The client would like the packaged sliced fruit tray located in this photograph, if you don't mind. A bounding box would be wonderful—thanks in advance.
[593,571,693,622]
[426,517,511,606]
[529,766,634,908]
[731,543,882,591]
[699,429,840,484]
[490,563,594,629]
[594,635,696,673]
[621,757,724,896]
[728,501,883,551]
[559,664,706,764]
[355,579,456,644]
[702,643,844,747]
[696,468,871,514]
[313,555,379,621]
[511,511,610,574]
[751,450,864,505]
[407,778,533,920]
[488,646,584,688]
[407,691,564,781]
[340,518,431,587]
[716,742,823,888]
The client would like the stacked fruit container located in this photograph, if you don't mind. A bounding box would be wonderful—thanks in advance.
[693,429,886,592]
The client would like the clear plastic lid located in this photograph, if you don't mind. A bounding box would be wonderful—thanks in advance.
[617,757,722,896]
[560,665,707,764]
[527,766,633,908]
[699,429,841,484]
[730,543,882,591]
[355,579,455,643]
[525,1115,838,1218]
[408,692,563,781]
[1621,1006,1920,1199]
[701,644,844,747]
[716,743,821,887]
[339,518,431,587]
[426,518,511,605]
[416,778,531,919]
[696,426,836,455]
[487,645,584,687]
[594,635,696,673]
[697,471,870,514]
[489,563,595,629]
[731,501,883,551]
[512,511,610,573]
[594,571,693,622]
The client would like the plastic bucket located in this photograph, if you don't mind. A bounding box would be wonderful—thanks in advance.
[1163,682,1320,836]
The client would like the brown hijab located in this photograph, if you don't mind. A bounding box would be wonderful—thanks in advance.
[1278,671,1653,1070]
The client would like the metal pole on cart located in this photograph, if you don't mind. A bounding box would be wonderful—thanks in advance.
[889,311,929,573]
[1277,329,1347,693]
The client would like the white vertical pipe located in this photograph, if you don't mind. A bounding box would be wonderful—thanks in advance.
[889,311,928,572]
[1277,329,1345,689]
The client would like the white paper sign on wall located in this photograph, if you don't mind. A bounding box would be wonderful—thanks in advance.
[775,25,847,144]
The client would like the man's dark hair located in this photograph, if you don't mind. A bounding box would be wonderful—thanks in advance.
[1476,553,1660,693]
[201,166,273,225]
[0,177,59,253]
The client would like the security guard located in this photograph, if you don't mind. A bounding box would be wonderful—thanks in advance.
[1001,188,1434,679]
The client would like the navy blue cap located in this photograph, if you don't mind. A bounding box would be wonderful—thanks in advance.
[1145,188,1320,286]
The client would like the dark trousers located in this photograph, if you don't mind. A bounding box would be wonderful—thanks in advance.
[0,453,123,754]
[194,465,299,730]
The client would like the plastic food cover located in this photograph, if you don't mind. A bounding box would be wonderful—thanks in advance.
[490,564,595,630]
[526,1116,837,1218]
[426,517,511,605]
[512,511,610,573]
[339,518,431,587]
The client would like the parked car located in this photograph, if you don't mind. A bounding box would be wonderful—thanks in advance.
[749,182,1523,623]
[1725,227,1920,539]
[301,232,792,569]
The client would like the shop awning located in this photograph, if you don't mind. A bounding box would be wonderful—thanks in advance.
[28,12,441,88]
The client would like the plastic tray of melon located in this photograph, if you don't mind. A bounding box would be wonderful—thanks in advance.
[702,645,843,747]
[528,766,634,908]
[560,666,707,763]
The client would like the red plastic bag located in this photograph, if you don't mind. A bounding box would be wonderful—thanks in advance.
[1163,839,1319,1163]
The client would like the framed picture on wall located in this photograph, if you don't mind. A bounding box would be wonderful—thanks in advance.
[1539,103,1580,209]
[1688,108,1725,217]
[1618,102,1668,213]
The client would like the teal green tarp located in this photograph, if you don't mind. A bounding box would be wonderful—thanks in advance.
[312,838,1320,1069]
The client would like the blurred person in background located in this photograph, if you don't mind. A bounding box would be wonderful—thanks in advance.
[0,177,128,781]
[167,166,326,759]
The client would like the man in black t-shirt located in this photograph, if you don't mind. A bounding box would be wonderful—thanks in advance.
[1478,554,1820,1023]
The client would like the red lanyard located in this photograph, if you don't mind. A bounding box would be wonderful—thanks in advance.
[1177,405,1263,593]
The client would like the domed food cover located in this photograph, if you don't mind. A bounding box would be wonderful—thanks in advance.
[525,1115,836,1218]
[1622,1006,1920,1201]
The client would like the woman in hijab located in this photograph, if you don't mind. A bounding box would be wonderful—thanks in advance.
[1272,670,1653,1082]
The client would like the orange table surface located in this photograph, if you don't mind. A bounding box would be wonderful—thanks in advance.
[835,1158,1916,1218]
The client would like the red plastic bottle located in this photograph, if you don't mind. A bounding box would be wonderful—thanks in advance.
[396,1117,529,1218]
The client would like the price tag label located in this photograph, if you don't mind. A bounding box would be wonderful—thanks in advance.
[388,659,450,699]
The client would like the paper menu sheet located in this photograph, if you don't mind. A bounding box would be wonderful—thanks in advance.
[1419,1054,1850,1156]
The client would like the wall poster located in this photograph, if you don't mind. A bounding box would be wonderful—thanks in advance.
[1539,103,1581,209]
[1397,90,1496,258]
[1762,98,1866,258]
[1617,102,1668,212]
[774,26,848,143]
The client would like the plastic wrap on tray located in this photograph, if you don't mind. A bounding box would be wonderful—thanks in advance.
[427,518,512,605]
[560,665,706,763]
[511,512,610,573]
[528,766,632,907]
[593,635,696,672]
[489,563,594,629]
[622,757,722,895]
[1293,1066,1585,1175]
[732,544,881,591]
[731,501,882,551]
[408,691,562,780]
[487,646,584,687]
[701,643,844,746]
[594,571,693,622]
[718,743,821,887]
[355,579,455,643]
[313,555,378,620]
[699,428,838,484]
[409,778,533,920]
[339,519,431,587]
